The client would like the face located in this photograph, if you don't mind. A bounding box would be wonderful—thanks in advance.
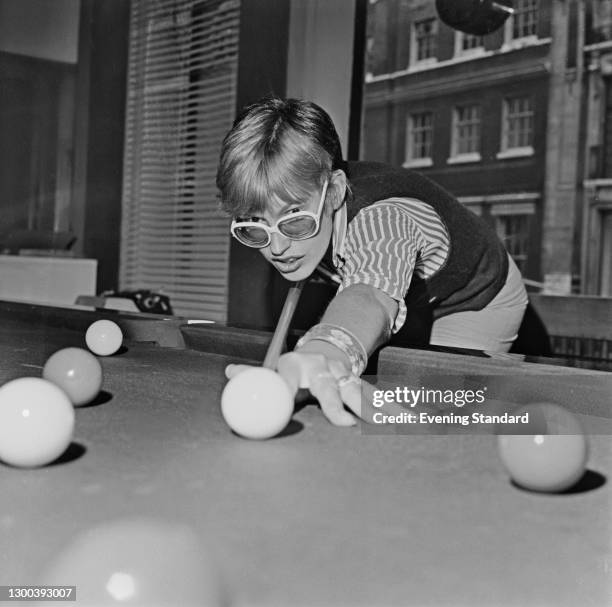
[247,172,345,281]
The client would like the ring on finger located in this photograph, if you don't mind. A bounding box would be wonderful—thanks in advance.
[337,375,360,388]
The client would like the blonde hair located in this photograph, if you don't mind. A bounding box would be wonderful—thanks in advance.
[216,96,344,217]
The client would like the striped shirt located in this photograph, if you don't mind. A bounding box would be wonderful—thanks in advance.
[332,197,450,333]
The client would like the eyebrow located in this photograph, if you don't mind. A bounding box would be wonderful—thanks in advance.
[238,201,302,222]
[269,197,304,213]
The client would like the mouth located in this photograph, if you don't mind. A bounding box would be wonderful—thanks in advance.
[272,256,304,273]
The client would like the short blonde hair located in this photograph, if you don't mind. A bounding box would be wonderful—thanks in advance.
[216,96,344,217]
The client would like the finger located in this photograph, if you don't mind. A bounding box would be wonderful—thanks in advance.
[338,377,365,420]
[327,361,396,424]
[327,360,365,420]
[357,380,411,423]
[327,359,352,380]
[276,353,305,395]
[224,364,254,380]
[309,372,356,427]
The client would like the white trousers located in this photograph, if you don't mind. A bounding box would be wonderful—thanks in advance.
[430,255,528,353]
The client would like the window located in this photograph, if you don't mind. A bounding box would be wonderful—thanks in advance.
[120,0,240,320]
[591,0,612,43]
[499,96,534,157]
[450,105,481,162]
[600,211,612,296]
[507,0,538,41]
[455,32,484,57]
[411,18,437,65]
[494,212,532,273]
[491,202,535,273]
[404,112,433,167]
[365,0,389,77]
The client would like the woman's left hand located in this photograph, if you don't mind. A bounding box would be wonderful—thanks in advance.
[278,352,362,426]
[225,352,367,426]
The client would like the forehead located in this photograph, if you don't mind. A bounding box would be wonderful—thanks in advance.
[247,183,319,218]
[270,189,316,209]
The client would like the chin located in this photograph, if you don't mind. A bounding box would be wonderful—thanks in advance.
[280,264,315,282]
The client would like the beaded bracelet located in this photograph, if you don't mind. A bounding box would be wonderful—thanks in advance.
[295,323,368,376]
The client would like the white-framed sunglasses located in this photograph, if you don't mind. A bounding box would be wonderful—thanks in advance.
[230,179,329,248]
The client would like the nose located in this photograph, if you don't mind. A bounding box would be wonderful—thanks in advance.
[269,231,291,256]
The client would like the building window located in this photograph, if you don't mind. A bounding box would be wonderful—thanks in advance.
[495,214,531,273]
[600,210,612,296]
[450,104,481,162]
[405,111,433,167]
[507,0,539,41]
[455,32,484,57]
[491,205,534,273]
[499,96,534,157]
[365,0,390,78]
[411,18,438,65]
[590,0,612,43]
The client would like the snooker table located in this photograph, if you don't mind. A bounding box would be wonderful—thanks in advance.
[0,299,611,607]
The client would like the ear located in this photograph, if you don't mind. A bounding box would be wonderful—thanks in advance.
[329,169,347,211]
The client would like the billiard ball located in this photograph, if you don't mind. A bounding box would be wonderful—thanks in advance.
[497,402,589,493]
[221,367,293,440]
[85,320,123,356]
[0,377,75,468]
[43,347,103,406]
[39,518,226,606]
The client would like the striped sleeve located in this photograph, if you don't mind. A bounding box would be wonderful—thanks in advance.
[338,203,425,331]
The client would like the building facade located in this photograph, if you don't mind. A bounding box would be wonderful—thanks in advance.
[583,0,612,296]
[363,0,611,296]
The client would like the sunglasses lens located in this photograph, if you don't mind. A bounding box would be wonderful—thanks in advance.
[278,216,317,239]
[233,225,269,247]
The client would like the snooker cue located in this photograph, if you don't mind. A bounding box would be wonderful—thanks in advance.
[263,280,306,369]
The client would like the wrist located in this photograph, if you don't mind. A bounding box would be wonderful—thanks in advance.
[295,323,368,376]
[296,340,351,369]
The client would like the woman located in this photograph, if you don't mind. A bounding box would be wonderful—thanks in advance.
[216,96,527,426]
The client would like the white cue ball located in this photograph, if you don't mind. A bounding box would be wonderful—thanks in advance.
[0,377,75,468]
[85,319,123,356]
[221,367,293,440]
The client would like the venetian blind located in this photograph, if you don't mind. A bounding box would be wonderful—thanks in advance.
[120,0,240,320]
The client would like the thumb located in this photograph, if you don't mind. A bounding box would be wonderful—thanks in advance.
[224,363,255,380]
[276,354,303,396]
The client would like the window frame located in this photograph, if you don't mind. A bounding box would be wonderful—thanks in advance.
[453,32,485,58]
[404,111,434,168]
[491,202,535,273]
[410,17,438,68]
[497,95,535,159]
[502,0,539,49]
[448,103,482,164]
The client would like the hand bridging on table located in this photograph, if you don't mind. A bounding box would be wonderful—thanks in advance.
[225,351,371,427]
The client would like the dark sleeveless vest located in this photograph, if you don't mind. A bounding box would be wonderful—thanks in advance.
[344,161,509,321]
